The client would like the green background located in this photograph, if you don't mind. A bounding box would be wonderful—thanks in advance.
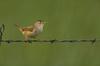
[0,0,100,66]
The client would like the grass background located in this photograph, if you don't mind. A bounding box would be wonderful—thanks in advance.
[0,0,100,66]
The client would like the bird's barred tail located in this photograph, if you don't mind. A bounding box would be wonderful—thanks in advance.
[15,24,23,32]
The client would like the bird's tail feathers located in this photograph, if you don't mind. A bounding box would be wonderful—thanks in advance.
[15,24,23,32]
[15,24,21,28]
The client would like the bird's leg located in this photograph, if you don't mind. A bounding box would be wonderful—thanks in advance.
[24,36,29,47]
[25,36,29,41]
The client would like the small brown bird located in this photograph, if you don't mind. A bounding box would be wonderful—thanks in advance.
[15,20,45,40]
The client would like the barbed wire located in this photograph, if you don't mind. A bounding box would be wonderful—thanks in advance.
[0,38,98,44]
[0,24,99,44]
[0,24,5,45]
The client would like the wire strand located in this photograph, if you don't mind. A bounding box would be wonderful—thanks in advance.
[0,39,98,44]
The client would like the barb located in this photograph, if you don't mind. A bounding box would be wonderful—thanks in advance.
[0,24,5,45]
[0,38,99,44]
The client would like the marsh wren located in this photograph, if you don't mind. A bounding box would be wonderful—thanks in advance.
[15,20,45,40]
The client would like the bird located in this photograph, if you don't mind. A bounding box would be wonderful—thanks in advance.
[15,20,45,41]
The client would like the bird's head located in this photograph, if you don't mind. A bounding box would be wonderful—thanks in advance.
[34,20,44,28]
[34,20,47,31]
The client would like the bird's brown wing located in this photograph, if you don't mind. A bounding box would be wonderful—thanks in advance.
[22,27,34,32]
